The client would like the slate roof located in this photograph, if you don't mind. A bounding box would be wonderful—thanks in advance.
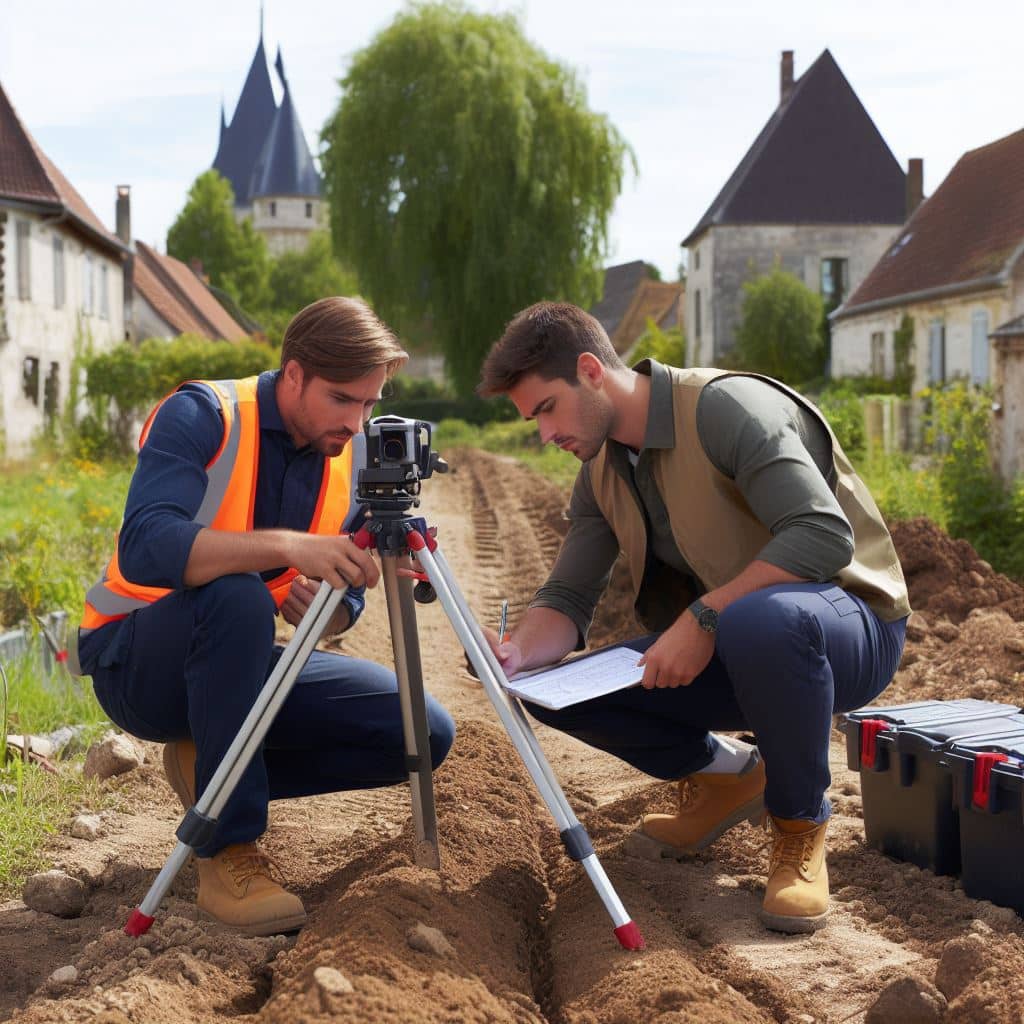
[134,242,248,341]
[992,315,1024,339]
[837,128,1024,318]
[683,50,906,247]
[212,36,321,205]
[250,53,321,199]
[589,261,650,339]
[0,80,125,256]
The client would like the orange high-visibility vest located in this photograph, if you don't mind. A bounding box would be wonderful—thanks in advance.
[80,376,362,635]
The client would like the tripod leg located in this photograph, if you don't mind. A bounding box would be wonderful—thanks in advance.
[406,533,644,950]
[126,579,350,935]
[381,558,441,869]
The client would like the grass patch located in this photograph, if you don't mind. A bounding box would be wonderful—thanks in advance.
[1,642,112,898]
[435,418,580,487]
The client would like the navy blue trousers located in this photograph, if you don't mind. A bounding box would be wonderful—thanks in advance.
[524,583,906,823]
[89,574,456,857]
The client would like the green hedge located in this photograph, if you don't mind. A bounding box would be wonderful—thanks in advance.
[76,335,278,455]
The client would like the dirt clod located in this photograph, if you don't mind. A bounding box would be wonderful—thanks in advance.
[935,932,988,999]
[865,975,947,1023]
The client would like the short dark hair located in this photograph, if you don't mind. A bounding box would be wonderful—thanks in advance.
[280,296,408,383]
[477,301,625,397]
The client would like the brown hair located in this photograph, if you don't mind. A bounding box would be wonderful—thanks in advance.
[477,301,625,396]
[280,297,408,383]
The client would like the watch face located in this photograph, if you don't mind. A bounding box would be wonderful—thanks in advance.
[698,607,718,632]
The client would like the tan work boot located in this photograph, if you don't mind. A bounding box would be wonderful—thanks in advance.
[761,815,829,933]
[196,843,307,936]
[162,738,197,809]
[627,752,766,859]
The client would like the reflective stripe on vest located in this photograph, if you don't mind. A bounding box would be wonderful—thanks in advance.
[80,377,362,633]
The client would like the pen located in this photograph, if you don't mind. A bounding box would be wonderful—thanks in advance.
[498,598,509,643]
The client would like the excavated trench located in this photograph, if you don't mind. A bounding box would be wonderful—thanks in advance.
[8,453,1024,1023]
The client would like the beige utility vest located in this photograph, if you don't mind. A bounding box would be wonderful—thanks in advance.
[588,367,911,628]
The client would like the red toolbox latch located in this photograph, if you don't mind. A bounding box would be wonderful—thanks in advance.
[859,719,891,769]
[972,752,1009,810]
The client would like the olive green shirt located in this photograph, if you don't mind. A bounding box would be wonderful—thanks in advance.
[532,360,855,644]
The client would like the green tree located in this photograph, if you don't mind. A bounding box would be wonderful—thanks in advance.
[268,231,359,314]
[736,267,825,383]
[167,171,270,311]
[321,2,633,393]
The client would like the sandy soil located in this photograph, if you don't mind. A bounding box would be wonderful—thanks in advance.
[2,453,1024,1023]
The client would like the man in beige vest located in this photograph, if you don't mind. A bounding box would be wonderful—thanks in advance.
[477,301,909,933]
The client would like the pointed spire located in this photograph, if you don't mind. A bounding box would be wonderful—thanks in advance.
[275,45,286,86]
[259,0,264,41]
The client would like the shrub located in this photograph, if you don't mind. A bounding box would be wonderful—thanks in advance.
[736,267,825,384]
[630,318,686,367]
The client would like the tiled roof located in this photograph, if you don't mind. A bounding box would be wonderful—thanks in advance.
[838,128,1024,317]
[613,280,684,355]
[683,50,905,246]
[134,242,248,341]
[0,81,124,255]
[589,261,650,339]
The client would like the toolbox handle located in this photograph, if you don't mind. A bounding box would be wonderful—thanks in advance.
[972,752,1009,812]
[859,719,892,770]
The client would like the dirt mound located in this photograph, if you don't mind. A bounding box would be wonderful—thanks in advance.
[890,518,1024,624]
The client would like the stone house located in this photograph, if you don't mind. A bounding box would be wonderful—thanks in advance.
[682,49,913,366]
[832,128,1024,475]
[0,82,127,458]
[212,25,325,256]
[831,128,1024,394]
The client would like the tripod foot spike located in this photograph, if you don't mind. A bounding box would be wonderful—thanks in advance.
[125,909,155,937]
[614,921,645,950]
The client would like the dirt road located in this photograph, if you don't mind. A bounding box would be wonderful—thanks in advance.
[2,451,1023,1023]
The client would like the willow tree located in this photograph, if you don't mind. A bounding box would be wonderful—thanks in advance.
[321,3,633,393]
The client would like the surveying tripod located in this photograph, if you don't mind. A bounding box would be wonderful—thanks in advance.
[125,417,644,950]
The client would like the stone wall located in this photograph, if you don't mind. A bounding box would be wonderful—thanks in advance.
[690,222,900,360]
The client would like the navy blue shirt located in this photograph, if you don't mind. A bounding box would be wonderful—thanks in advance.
[79,370,366,672]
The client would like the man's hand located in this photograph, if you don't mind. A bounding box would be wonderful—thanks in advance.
[280,574,353,634]
[479,625,524,677]
[286,533,380,591]
[638,611,715,689]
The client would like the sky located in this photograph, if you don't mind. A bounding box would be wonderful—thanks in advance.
[1,0,1022,281]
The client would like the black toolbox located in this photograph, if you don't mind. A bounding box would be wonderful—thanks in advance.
[941,726,1024,912]
[840,700,1021,875]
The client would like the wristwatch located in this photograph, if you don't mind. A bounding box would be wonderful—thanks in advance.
[687,598,719,634]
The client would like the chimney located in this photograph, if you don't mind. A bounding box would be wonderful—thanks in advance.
[906,158,924,218]
[115,185,131,244]
[189,257,207,282]
[780,50,795,105]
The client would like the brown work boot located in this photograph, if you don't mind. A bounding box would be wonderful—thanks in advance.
[196,843,307,936]
[162,738,197,809]
[627,752,766,859]
[761,815,829,933]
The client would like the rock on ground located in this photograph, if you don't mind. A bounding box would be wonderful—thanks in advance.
[83,733,142,780]
[22,870,87,918]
